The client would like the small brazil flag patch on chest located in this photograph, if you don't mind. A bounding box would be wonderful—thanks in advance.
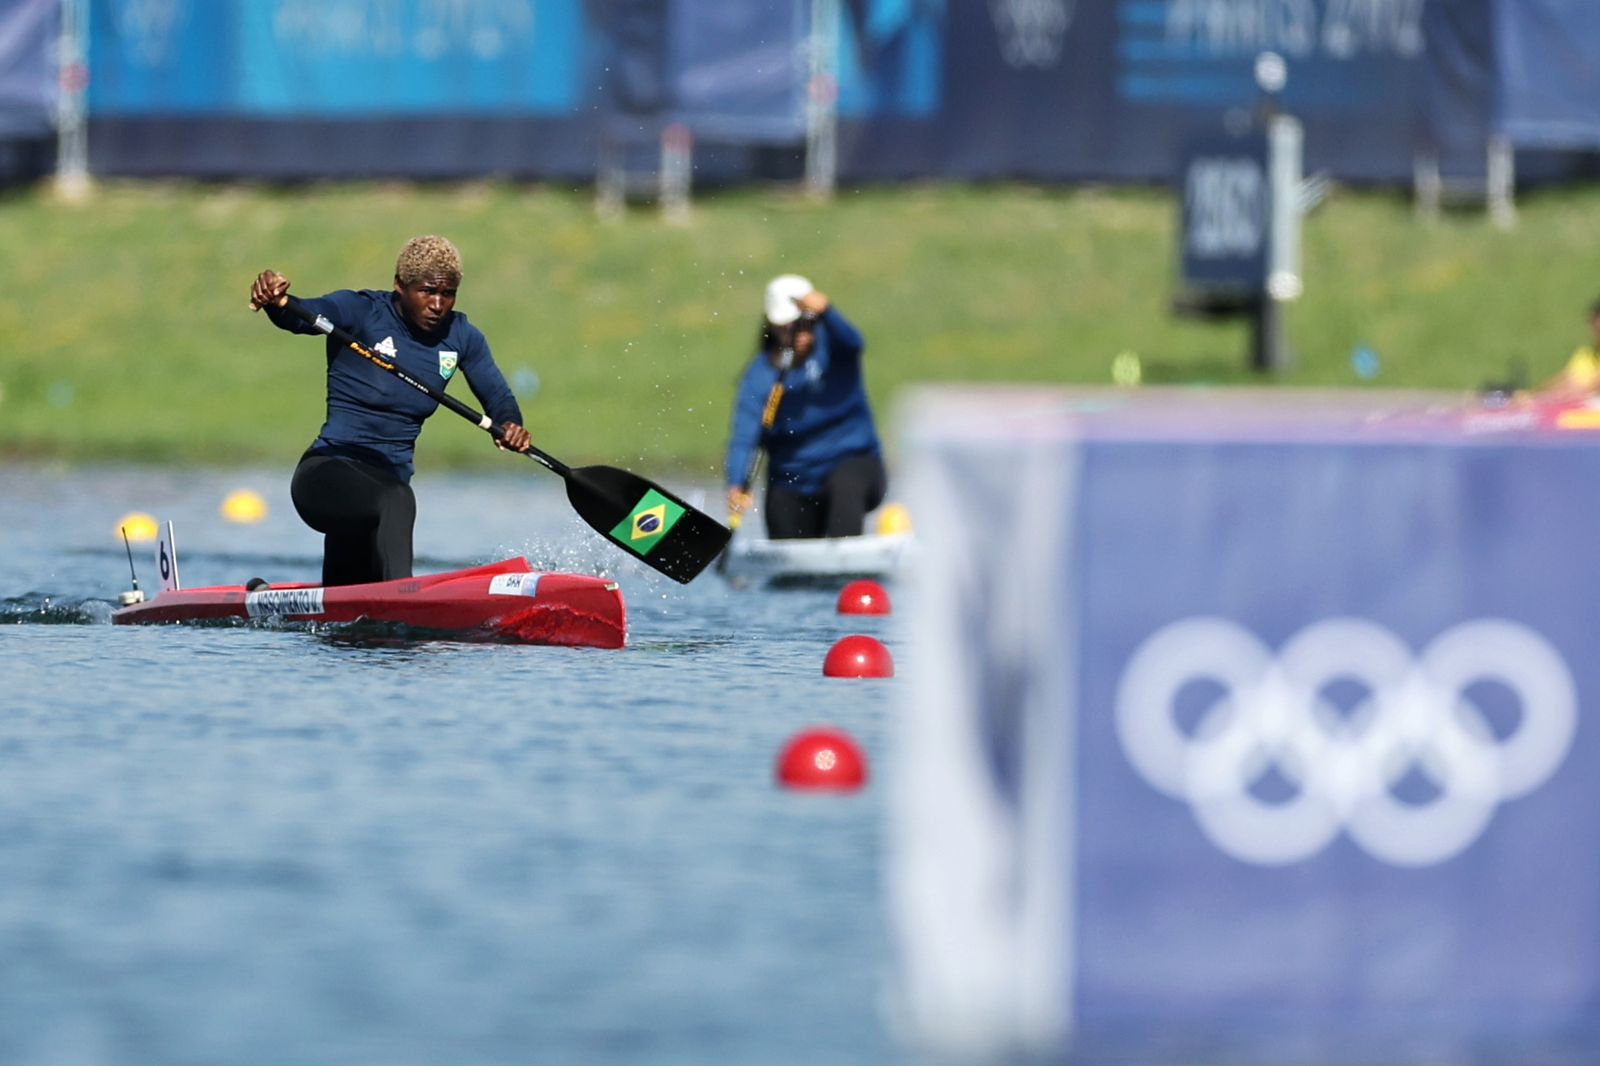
[610,489,685,556]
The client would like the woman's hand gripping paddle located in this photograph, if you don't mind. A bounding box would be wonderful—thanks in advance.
[275,296,731,584]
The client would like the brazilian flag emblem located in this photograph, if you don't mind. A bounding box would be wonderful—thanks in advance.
[610,489,685,557]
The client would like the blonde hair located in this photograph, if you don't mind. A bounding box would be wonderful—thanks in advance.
[395,235,463,285]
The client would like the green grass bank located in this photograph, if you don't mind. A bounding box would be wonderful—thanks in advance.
[3,180,1598,479]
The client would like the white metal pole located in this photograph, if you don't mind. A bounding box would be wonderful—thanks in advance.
[1488,133,1517,230]
[804,0,839,200]
[54,0,91,199]
[660,121,692,224]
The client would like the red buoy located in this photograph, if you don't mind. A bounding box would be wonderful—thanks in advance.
[776,727,868,791]
[836,579,891,616]
[823,634,894,678]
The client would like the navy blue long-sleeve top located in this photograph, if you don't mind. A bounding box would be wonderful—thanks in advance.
[265,289,523,482]
[724,306,881,496]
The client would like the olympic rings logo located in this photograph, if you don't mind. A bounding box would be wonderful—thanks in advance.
[1114,618,1578,867]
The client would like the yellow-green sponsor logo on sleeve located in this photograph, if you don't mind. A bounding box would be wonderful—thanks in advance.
[610,489,685,556]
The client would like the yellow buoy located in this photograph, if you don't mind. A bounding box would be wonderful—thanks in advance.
[221,489,268,524]
[1112,350,1142,387]
[875,502,913,536]
[117,512,159,543]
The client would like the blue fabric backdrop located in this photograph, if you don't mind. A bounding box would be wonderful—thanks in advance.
[4,0,1599,181]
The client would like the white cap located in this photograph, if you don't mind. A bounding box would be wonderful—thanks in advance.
[763,274,813,326]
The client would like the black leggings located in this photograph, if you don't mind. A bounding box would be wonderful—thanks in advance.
[291,452,416,587]
[765,452,887,540]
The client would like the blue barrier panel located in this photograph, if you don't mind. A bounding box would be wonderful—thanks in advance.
[83,0,596,177]
[836,0,943,118]
[86,0,232,115]
[0,0,59,138]
[1417,0,1495,170]
[87,0,584,115]
[235,2,583,115]
[663,0,808,140]
[72,0,1600,182]
[894,386,1600,1060]
[840,0,1431,183]
[1496,0,1600,149]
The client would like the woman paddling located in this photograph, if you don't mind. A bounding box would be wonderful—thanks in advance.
[723,274,887,539]
[249,235,531,587]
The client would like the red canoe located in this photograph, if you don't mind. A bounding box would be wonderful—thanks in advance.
[111,557,627,649]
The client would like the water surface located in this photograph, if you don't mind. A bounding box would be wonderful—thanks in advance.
[0,463,905,1066]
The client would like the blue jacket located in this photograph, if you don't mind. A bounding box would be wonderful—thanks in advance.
[266,289,523,482]
[724,307,880,497]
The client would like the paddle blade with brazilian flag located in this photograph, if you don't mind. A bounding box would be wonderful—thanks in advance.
[565,465,731,584]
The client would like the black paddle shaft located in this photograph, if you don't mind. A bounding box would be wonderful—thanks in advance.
[736,344,795,494]
[276,296,730,584]
[279,297,570,476]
